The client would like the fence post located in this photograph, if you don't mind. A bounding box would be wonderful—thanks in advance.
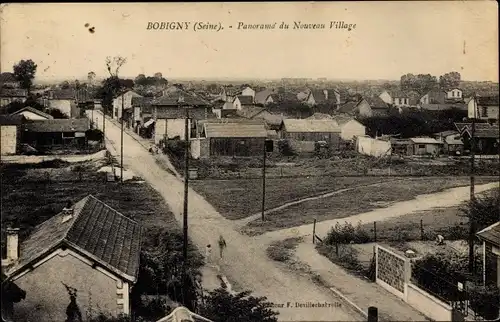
[420,219,424,240]
[368,306,378,322]
[313,219,316,244]
[374,222,377,242]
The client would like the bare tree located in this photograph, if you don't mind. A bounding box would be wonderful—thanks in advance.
[87,71,96,87]
[105,56,127,78]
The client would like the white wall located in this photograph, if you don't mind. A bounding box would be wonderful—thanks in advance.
[18,111,49,120]
[0,125,17,155]
[406,284,453,322]
[233,98,242,110]
[356,136,392,157]
[341,120,366,141]
[447,89,462,99]
[49,99,72,117]
[241,87,255,98]
[379,91,392,104]
[113,91,141,119]
[154,118,192,144]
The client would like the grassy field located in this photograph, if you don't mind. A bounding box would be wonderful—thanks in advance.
[190,176,387,220]
[0,159,179,254]
[242,176,497,235]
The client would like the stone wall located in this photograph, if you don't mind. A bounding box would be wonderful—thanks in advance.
[376,245,406,296]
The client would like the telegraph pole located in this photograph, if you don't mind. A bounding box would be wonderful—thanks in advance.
[102,106,106,148]
[262,140,267,221]
[468,94,477,273]
[120,89,124,183]
[181,95,189,272]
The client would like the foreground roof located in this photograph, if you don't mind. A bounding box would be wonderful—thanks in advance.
[21,119,90,132]
[409,137,443,144]
[6,195,143,283]
[477,221,500,247]
[204,122,267,138]
[0,88,28,97]
[283,119,340,133]
[0,114,25,125]
[10,106,54,119]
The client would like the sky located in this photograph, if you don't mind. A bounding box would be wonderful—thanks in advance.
[1,2,498,82]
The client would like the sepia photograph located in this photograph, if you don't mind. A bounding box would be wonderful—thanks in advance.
[0,2,499,322]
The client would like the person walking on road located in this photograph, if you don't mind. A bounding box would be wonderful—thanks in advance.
[205,244,212,264]
[218,235,227,259]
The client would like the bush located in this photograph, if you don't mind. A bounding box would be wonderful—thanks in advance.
[324,221,372,245]
[411,255,465,302]
[86,129,104,142]
[438,223,468,240]
[266,237,302,262]
[469,285,500,320]
[316,244,363,272]
[277,140,296,156]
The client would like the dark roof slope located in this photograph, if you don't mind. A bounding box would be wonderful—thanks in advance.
[22,119,90,132]
[0,72,17,83]
[0,114,25,125]
[237,95,254,105]
[0,88,28,97]
[477,221,500,247]
[50,89,76,100]
[365,96,388,109]
[5,195,142,282]
[456,122,500,138]
[131,96,154,107]
[152,91,209,107]
[477,96,499,106]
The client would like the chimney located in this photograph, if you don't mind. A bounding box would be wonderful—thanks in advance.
[61,201,74,223]
[6,227,20,262]
[323,89,328,100]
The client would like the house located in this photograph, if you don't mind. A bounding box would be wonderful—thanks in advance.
[152,91,210,144]
[296,89,311,102]
[409,137,444,155]
[305,89,340,108]
[352,97,390,118]
[112,90,142,120]
[48,89,78,118]
[0,88,28,107]
[356,135,392,157]
[476,221,500,288]
[241,86,255,98]
[233,95,254,110]
[455,122,499,155]
[432,130,464,155]
[332,115,366,141]
[1,195,142,322]
[212,101,236,119]
[20,119,90,149]
[0,72,20,88]
[131,96,154,129]
[378,90,393,105]
[391,90,420,107]
[445,88,463,100]
[237,106,285,131]
[390,138,413,156]
[0,115,24,155]
[202,121,267,157]
[254,89,276,106]
[281,119,341,152]
[219,86,242,102]
[467,96,499,121]
[10,106,54,120]
[419,89,447,105]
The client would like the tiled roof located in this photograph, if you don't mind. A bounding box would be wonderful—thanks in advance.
[337,101,359,114]
[477,96,499,106]
[50,89,76,100]
[0,72,17,83]
[0,88,28,97]
[236,95,254,105]
[6,195,142,282]
[0,114,25,125]
[10,106,54,119]
[204,122,267,138]
[283,119,340,133]
[152,91,209,106]
[364,96,388,109]
[333,115,359,126]
[254,89,275,105]
[131,96,154,107]
[22,119,90,132]
[236,106,265,119]
[307,113,333,120]
[477,221,500,247]
[410,137,444,144]
[455,123,499,138]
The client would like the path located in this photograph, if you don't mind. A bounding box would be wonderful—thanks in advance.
[294,242,430,322]
[90,111,364,321]
[235,178,404,227]
[257,181,499,243]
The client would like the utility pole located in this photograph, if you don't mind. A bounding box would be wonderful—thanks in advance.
[120,90,124,183]
[181,94,189,272]
[262,139,267,221]
[468,94,477,273]
[102,106,106,148]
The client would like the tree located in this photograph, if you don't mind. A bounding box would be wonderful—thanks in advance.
[98,56,127,116]
[439,72,461,90]
[199,288,279,322]
[13,59,37,94]
[460,188,500,232]
[60,81,71,89]
[105,56,127,78]
[135,74,147,86]
[154,72,162,79]
[74,80,81,90]
[47,108,69,119]
[87,71,96,87]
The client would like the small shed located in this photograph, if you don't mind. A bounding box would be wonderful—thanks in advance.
[409,137,444,156]
[0,115,25,155]
[21,119,90,149]
[203,122,267,157]
[281,119,341,146]
[390,139,413,156]
[476,221,500,289]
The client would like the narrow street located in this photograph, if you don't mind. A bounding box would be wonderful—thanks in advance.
[90,111,364,322]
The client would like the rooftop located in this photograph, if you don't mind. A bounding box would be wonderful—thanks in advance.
[204,122,267,138]
[283,119,340,133]
[5,195,143,282]
[476,221,500,248]
[236,95,254,105]
[10,106,54,120]
[152,91,210,107]
[22,118,90,132]
[409,137,443,144]
[0,88,28,97]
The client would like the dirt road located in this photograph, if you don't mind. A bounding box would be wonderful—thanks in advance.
[90,111,364,321]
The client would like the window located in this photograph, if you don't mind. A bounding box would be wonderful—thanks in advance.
[482,106,488,117]
[452,91,455,97]
[418,144,426,149]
